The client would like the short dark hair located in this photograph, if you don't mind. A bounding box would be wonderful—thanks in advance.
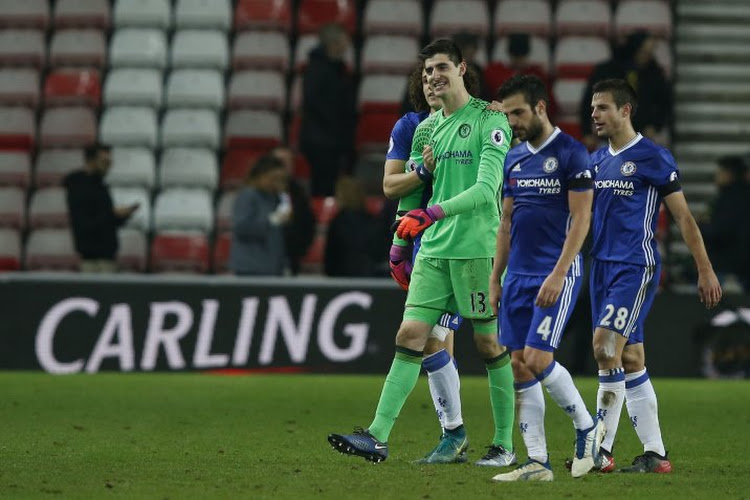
[247,154,285,180]
[419,38,463,67]
[496,74,549,108]
[84,143,111,162]
[717,155,747,179]
[593,78,638,117]
[407,61,481,112]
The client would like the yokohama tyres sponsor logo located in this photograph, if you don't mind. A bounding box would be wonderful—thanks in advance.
[595,179,635,190]
[515,178,561,188]
[34,292,372,374]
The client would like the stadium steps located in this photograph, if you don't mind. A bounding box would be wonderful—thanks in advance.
[675,82,750,103]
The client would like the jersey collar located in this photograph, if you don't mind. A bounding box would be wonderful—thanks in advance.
[525,127,561,154]
[608,133,643,156]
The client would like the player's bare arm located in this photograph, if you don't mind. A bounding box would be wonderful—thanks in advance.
[383,159,422,199]
[536,189,593,307]
[490,197,513,315]
[663,191,722,308]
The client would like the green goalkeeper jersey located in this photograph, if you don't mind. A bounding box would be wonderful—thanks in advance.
[420,96,510,259]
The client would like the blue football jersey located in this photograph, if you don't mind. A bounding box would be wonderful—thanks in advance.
[386,111,429,161]
[590,134,681,266]
[503,128,593,277]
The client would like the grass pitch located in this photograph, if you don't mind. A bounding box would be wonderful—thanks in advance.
[1,373,749,499]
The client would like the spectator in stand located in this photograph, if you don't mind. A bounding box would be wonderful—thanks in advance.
[452,32,488,100]
[299,23,356,197]
[484,33,557,120]
[579,30,671,150]
[699,156,750,291]
[324,176,378,277]
[230,154,291,276]
[64,143,138,273]
[270,145,316,276]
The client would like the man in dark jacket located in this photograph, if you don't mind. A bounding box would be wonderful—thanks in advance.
[63,143,138,272]
[299,22,356,197]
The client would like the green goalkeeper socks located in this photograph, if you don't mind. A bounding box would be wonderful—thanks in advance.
[368,348,423,443]
[486,351,515,450]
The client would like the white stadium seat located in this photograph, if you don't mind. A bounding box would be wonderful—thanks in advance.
[363,0,422,36]
[555,0,611,38]
[360,35,419,74]
[494,0,552,37]
[0,152,31,188]
[0,186,25,229]
[0,107,36,151]
[554,36,610,79]
[166,70,225,110]
[159,148,218,190]
[34,149,84,187]
[294,34,354,72]
[430,0,490,37]
[109,29,168,69]
[232,31,290,71]
[25,228,79,271]
[491,35,550,73]
[153,188,214,233]
[0,0,49,29]
[161,109,220,149]
[215,190,236,232]
[0,68,39,108]
[40,107,97,147]
[111,186,151,231]
[104,69,163,108]
[117,227,148,271]
[100,107,158,148]
[170,30,229,70]
[29,186,68,228]
[0,30,45,67]
[614,0,672,38]
[106,147,156,189]
[54,0,111,29]
[224,110,282,149]
[174,0,231,31]
[113,0,171,29]
[227,70,286,111]
[49,29,106,67]
[554,78,588,117]
[358,74,408,113]
[0,227,21,270]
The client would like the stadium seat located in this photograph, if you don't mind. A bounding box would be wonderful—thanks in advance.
[288,75,302,113]
[366,195,385,217]
[360,36,419,75]
[166,70,225,110]
[494,0,552,37]
[212,231,231,273]
[170,30,229,71]
[0,107,35,151]
[24,228,79,271]
[299,233,325,274]
[44,70,101,108]
[150,232,210,273]
[430,0,490,38]
[109,29,168,69]
[297,0,356,35]
[0,69,40,108]
[40,107,97,148]
[0,152,31,188]
[363,0,422,36]
[28,186,68,228]
[0,227,21,270]
[159,148,218,190]
[490,35,550,73]
[113,0,171,29]
[0,30,46,68]
[310,196,338,225]
[232,31,290,71]
[358,75,408,113]
[106,147,156,189]
[49,29,106,68]
[153,188,214,233]
[117,227,147,272]
[553,78,588,117]
[104,69,163,108]
[34,149,84,187]
[111,186,151,231]
[0,0,49,29]
[161,109,220,149]
[614,0,672,39]
[554,37,610,79]
[224,110,282,149]
[227,70,286,111]
[555,0,611,38]
[54,0,111,29]
[294,33,355,72]
[558,119,583,141]
[99,107,158,148]
[234,0,292,33]
[175,0,231,31]
[215,190,236,231]
[220,148,265,189]
[356,111,400,154]
[0,187,25,229]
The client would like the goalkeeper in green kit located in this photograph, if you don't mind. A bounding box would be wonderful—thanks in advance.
[328,39,515,466]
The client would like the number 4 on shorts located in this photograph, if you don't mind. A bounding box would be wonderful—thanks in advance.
[537,316,552,341]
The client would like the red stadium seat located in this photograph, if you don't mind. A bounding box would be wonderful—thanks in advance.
[558,120,583,142]
[54,0,111,29]
[0,0,49,29]
[356,111,400,154]
[0,107,35,152]
[0,228,21,270]
[297,0,356,35]
[212,231,231,273]
[234,0,292,33]
[44,70,101,108]
[220,148,266,189]
[151,232,210,273]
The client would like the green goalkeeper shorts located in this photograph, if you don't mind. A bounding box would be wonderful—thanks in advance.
[403,254,496,333]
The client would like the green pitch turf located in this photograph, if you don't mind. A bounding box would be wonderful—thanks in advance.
[1,373,748,499]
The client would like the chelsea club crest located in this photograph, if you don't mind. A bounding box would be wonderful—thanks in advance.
[543,157,558,173]
[620,161,637,176]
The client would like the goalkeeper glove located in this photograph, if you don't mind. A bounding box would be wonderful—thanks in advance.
[389,244,412,291]
[396,205,445,240]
